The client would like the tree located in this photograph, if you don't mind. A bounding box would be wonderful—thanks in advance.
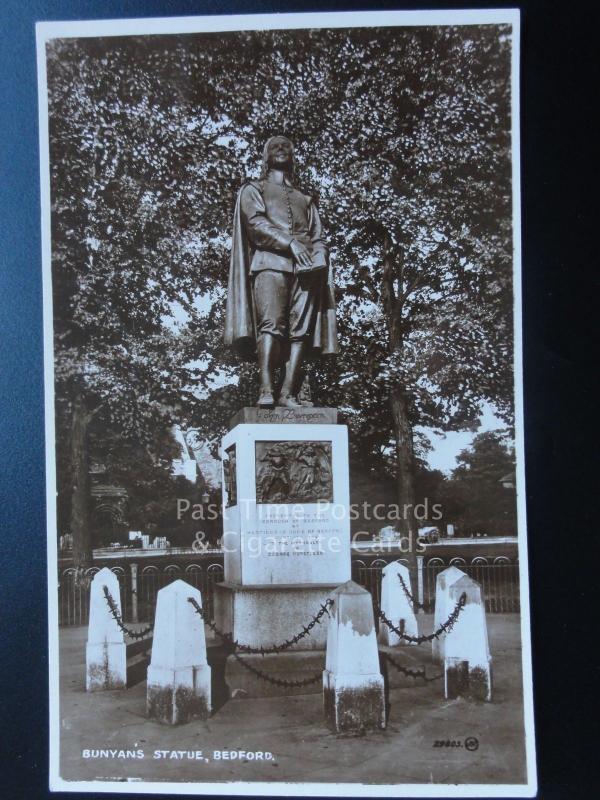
[442,430,517,535]
[186,26,515,586]
[47,26,516,576]
[309,26,513,534]
[47,34,268,567]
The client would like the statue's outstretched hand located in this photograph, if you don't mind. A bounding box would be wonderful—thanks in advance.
[290,239,313,270]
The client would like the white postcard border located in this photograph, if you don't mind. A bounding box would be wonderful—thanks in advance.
[36,8,535,797]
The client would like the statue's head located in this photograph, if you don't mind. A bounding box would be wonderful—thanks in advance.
[261,135,294,178]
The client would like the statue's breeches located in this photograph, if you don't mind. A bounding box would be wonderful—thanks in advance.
[252,268,322,341]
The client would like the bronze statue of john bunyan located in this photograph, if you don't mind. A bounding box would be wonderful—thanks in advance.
[224,136,337,408]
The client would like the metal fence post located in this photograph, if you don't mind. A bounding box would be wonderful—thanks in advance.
[130,562,139,623]
[416,556,425,614]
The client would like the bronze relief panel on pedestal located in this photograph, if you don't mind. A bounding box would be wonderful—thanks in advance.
[255,440,333,504]
[223,444,237,507]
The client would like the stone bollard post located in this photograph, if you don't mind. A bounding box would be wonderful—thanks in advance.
[378,560,419,647]
[323,581,385,734]
[86,567,127,691]
[431,565,467,663]
[146,579,211,725]
[444,575,492,701]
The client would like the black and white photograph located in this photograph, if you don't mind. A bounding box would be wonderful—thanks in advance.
[36,9,536,795]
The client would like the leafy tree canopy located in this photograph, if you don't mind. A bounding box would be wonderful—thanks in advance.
[47,25,515,555]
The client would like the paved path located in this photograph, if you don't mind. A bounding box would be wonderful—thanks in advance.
[58,615,526,787]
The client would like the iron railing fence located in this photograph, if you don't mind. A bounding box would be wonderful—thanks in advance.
[135,562,224,623]
[352,558,520,618]
[58,558,224,627]
[423,559,520,613]
[58,565,132,628]
[58,553,519,626]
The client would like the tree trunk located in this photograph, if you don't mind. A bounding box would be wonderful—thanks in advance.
[381,232,419,600]
[70,393,92,571]
[390,387,416,536]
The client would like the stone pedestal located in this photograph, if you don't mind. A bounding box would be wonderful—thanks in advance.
[220,414,351,587]
[215,408,351,696]
[146,580,211,724]
[378,560,419,647]
[444,575,492,701]
[431,565,467,663]
[86,567,127,691]
[323,581,385,733]
[214,582,338,651]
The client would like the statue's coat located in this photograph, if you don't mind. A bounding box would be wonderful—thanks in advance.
[224,179,338,361]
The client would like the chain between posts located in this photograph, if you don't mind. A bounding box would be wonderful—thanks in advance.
[102,585,453,687]
[103,586,154,640]
[187,596,333,687]
[380,651,444,683]
[398,573,430,612]
[376,592,466,644]
[187,596,334,655]
[231,651,324,689]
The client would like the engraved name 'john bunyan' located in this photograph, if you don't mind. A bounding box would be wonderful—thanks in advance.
[257,409,329,424]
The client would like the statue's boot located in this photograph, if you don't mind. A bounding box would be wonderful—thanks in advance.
[277,394,303,408]
[256,333,278,408]
[258,391,275,408]
[277,340,304,408]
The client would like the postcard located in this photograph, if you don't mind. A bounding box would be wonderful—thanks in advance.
[37,8,536,795]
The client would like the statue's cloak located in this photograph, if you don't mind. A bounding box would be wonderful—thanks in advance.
[224,180,338,361]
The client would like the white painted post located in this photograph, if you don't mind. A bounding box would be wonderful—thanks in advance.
[146,579,211,725]
[323,581,385,733]
[444,575,492,701]
[86,567,127,691]
[416,555,425,615]
[431,565,467,663]
[378,560,419,646]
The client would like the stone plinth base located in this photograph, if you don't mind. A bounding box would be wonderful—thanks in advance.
[432,566,467,662]
[86,641,127,691]
[146,580,212,725]
[214,582,338,651]
[147,665,211,725]
[86,568,127,692]
[443,575,492,702]
[322,581,386,733]
[223,650,325,698]
[378,561,419,647]
[323,671,386,734]
[444,657,492,702]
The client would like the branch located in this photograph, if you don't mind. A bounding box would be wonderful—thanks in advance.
[380,230,406,352]
[380,230,396,314]
[86,402,105,423]
[399,275,426,305]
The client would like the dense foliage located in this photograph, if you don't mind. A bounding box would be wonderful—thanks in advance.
[46,25,515,562]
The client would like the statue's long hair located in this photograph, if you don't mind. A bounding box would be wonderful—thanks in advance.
[259,136,295,182]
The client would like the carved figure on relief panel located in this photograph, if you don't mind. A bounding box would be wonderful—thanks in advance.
[256,443,291,504]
